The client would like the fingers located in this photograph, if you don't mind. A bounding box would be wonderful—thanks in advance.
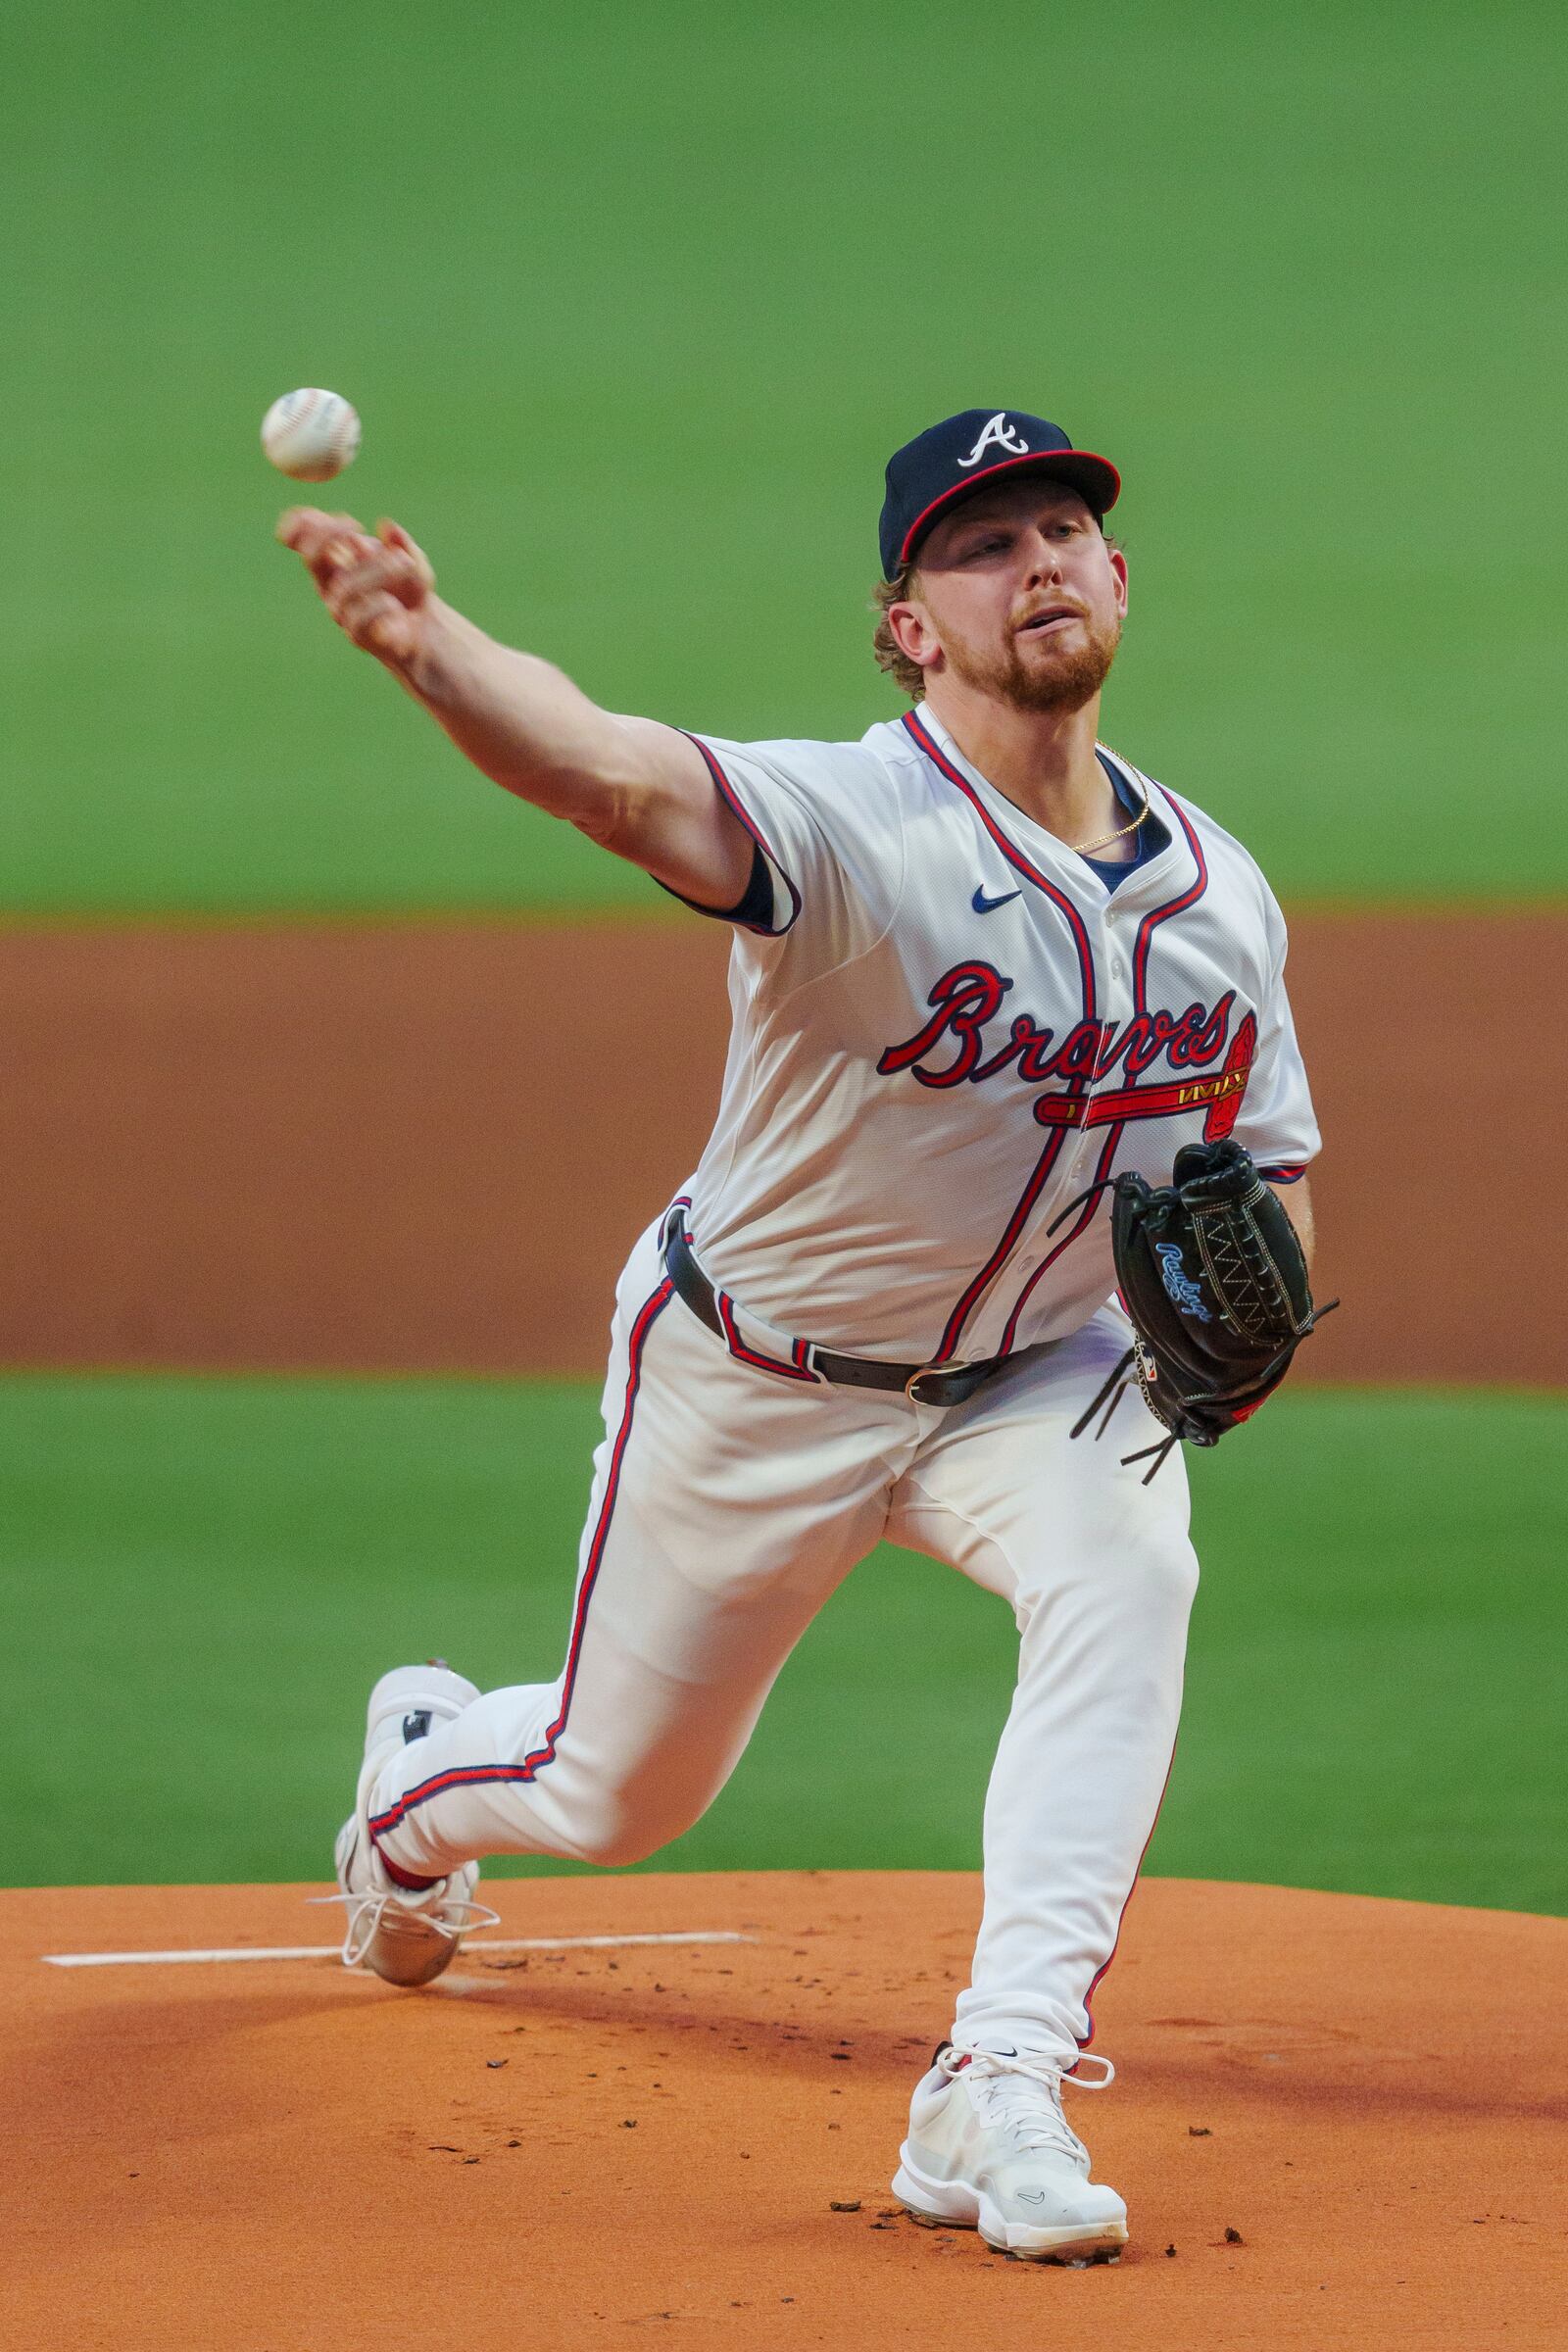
[276,505,339,550]
[323,542,425,620]
[346,597,416,661]
[375,517,429,569]
[277,507,433,661]
[373,517,435,597]
[329,578,416,655]
[276,507,367,588]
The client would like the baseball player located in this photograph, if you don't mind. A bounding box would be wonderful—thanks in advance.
[282,408,1320,2266]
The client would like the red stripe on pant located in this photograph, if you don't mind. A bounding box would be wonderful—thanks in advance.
[1074,1727,1182,2057]
[368,1276,675,1849]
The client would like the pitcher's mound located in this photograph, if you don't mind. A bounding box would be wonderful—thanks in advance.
[5,1872,1561,2349]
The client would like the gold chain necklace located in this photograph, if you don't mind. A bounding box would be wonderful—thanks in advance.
[1071,761,1151,858]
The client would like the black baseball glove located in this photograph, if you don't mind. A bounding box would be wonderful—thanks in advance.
[1065,1139,1337,1482]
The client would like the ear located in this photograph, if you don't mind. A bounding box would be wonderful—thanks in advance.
[887,592,945,676]
[1106,537,1129,618]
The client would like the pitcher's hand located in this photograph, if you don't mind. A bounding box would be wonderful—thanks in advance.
[277,509,436,671]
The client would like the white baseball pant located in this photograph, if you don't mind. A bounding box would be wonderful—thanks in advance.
[367,1217,1199,2064]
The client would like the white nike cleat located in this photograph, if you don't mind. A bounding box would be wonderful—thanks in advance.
[324,1661,497,1987]
[892,2042,1128,2263]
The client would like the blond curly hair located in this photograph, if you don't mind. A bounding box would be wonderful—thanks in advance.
[871,564,924,699]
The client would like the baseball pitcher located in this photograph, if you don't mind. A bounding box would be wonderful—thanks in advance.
[281,409,1325,2265]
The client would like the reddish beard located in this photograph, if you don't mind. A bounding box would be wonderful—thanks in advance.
[944,611,1122,715]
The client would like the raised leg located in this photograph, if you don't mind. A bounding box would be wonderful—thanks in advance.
[368,1227,900,1882]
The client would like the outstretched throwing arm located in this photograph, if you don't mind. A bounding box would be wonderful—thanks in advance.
[276,508,754,911]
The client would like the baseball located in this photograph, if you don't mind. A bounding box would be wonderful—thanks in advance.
[261,387,362,482]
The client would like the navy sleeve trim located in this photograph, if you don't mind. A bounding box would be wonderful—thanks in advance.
[1257,1163,1307,1184]
[679,733,804,936]
[654,843,772,927]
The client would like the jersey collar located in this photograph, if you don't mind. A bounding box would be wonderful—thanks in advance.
[899,705,1194,911]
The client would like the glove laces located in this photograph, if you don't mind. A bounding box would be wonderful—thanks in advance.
[1067,1346,1179,1484]
[1054,1160,1340,1486]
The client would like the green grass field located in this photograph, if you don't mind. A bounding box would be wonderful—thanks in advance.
[7,1373,1562,1914]
[5,1,1565,912]
[5,6,1560,1927]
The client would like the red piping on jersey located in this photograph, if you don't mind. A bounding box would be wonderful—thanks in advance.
[897,447,1121,566]
[904,718,1223,1358]
[997,1122,1124,1357]
[996,802,1224,1349]
[368,1276,675,1845]
[681,733,803,937]
[1000,789,1211,1348]
[905,708,1100,1364]
[902,710,1097,1027]
[1129,783,1208,1010]
[928,1126,1072,1363]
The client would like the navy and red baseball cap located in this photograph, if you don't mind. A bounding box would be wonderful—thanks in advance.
[880,410,1120,580]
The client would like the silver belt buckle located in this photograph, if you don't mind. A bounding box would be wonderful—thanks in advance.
[906,1361,960,1404]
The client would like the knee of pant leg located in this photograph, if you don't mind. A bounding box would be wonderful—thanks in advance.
[1156,1517,1200,1586]
[566,1791,696,1871]
[1016,1526,1199,1642]
[1127,1530,1200,1627]
[574,1822,662,1869]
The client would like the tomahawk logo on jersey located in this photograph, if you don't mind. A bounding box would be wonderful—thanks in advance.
[680,705,1318,1369]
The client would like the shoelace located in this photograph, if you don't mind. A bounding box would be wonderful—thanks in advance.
[308,1888,502,1971]
[939,2044,1115,2162]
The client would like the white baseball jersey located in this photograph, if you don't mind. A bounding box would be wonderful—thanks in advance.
[678,705,1319,1368]
[369,698,1307,2058]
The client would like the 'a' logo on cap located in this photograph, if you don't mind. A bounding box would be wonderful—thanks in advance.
[956,413,1032,469]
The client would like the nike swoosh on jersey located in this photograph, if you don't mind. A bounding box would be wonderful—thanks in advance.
[971,884,1023,913]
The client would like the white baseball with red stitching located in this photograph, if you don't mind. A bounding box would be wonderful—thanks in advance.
[261,387,361,482]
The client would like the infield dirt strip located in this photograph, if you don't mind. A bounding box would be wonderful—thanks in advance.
[2,907,1564,1384]
[5,1872,1563,2351]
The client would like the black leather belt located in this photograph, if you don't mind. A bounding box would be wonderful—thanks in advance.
[662,1209,1009,1409]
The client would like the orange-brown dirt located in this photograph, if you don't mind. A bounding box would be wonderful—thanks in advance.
[2,909,1564,1384]
[4,1871,1563,2351]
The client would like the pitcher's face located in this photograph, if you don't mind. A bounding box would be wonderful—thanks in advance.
[894,480,1128,714]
